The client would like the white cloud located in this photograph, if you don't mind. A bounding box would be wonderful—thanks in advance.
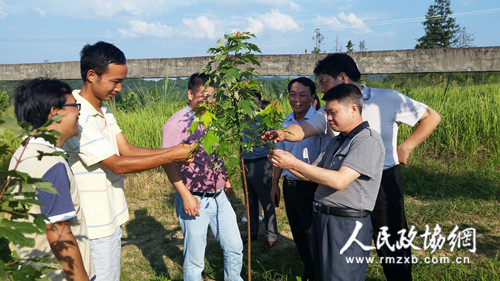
[314,12,372,33]
[267,10,299,32]
[182,16,218,39]
[34,7,46,17]
[0,1,10,19]
[118,20,175,38]
[289,1,300,10]
[206,0,293,9]
[33,0,182,19]
[246,10,299,35]
[118,16,222,40]
[247,17,265,34]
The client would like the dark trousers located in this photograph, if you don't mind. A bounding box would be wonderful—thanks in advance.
[243,158,278,241]
[283,180,317,281]
[371,165,413,281]
[311,212,372,281]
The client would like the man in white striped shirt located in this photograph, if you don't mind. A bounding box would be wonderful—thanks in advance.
[64,41,195,281]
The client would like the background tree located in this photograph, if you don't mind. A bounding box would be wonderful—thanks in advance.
[346,40,355,52]
[415,0,460,49]
[311,28,324,54]
[359,40,367,52]
[453,27,475,48]
[334,33,342,52]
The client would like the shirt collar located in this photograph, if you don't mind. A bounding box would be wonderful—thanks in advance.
[185,104,195,118]
[361,85,371,100]
[73,90,104,117]
[24,136,66,152]
[338,121,370,142]
[287,105,316,123]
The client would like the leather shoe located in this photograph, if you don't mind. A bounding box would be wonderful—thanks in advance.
[263,240,275,248]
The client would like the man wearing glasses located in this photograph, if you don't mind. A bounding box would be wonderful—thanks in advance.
[11,78,95,280]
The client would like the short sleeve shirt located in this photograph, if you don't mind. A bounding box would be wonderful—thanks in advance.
[9,137,95,280]
[315,122,385,211]
[307,85,428,169]
[162,105,226,192]
[64,90,128,240]
[276,106,330,180]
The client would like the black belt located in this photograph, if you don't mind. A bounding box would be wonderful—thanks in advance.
[191,189,223,198]
[313,202,370,218]
[284,178,316,188]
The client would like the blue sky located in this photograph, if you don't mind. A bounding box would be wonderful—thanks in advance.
[0,0,499,65]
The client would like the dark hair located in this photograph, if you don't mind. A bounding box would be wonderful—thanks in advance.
[80,41,126,81]
[312,94,321,110]
[322,84,363,114]
[15,78,72,129]
[188,73,214,91]
[288,77,316,97]
[260,99,271,110]
[313,53,361,82]
[251,90,262,102]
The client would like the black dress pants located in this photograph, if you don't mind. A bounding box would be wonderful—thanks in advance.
[371,165,413,281]
[283,179,317,281]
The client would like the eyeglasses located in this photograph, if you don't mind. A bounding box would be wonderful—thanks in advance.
[62,103,81,111]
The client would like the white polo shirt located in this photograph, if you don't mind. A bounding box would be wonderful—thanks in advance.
[308,85,428,170]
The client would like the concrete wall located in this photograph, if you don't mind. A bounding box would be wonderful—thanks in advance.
[0,47,499,81]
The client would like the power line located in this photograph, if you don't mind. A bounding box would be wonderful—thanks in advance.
[316,8,500,31]
[0,8,499,43]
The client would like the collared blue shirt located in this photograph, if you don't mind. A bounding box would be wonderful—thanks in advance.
[242,117,271,160]
[276,106,330,180]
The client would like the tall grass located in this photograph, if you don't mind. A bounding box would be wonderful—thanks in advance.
[110,99,186,149]
[397,83,500,164]
[108,78,188,149]
[114,81,500,165]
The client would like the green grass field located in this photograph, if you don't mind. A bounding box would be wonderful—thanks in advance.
[113,80,499,280]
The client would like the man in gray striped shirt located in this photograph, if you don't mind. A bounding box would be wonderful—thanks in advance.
[269,84,385,281]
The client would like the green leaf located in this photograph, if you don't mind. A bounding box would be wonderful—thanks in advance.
[34,181,57,194]
[0,226,36,247]
[239,100,258,119]
[200,111,217,128]
[18,121,34,132]
[188,119,200,135]
[224,68,241,84]
[201,130,219,156]
[36,150,68,161]
[0,237,12,262]
[0,220,41,234]
[248,55,261,66]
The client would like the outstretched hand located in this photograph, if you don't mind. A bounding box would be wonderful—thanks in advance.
[174,143,198,164]
[261,130,286,143]
[268,149,298,170]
